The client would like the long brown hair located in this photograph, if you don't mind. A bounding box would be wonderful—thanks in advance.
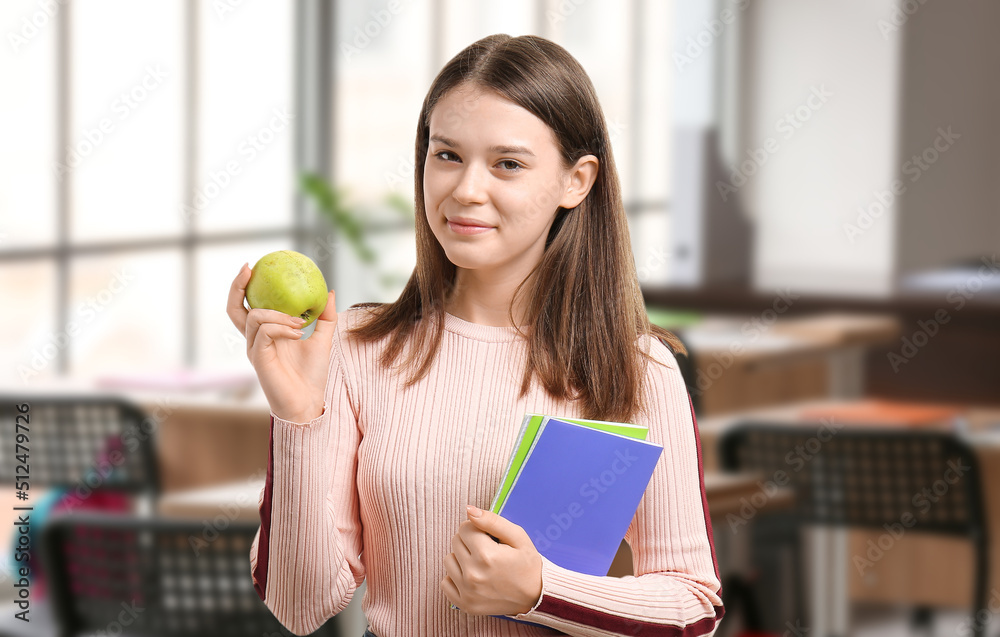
[346,33,686,423]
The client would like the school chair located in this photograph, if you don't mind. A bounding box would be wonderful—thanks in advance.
[40,511,344,637]
[718,422,989,637]
[0,394,160,500]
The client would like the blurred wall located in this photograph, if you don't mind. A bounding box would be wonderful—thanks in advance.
[740,0,902,297]
[894,0,1000,275]
[736,0,1000,297]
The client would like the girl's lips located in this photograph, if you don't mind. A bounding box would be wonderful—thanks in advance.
[447,220,495,235]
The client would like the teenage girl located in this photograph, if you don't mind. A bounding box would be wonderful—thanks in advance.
[228,33,724,637]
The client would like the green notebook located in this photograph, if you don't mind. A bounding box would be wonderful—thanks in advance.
[488,413,649,514]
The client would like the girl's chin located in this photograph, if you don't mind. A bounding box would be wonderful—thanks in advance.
[442,249,500,270]
[446,257,492,271]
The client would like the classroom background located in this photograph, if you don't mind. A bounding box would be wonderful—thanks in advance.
[2,1,999,636]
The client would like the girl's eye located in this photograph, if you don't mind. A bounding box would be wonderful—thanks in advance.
[432,151,520,172]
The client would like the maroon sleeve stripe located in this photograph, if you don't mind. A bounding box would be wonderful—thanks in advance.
[687,390,723,588]
[252,415,276,602]
[534,597,724,636]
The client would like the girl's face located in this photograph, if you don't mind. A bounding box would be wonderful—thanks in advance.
[424,83,596,284]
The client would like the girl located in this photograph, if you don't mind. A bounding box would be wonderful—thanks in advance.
[228,33,724,637]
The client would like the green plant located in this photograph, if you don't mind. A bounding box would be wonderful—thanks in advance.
[300,172,415,293]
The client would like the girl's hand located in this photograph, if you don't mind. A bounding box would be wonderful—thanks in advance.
[226,263,337,423]
[442,506,543,616]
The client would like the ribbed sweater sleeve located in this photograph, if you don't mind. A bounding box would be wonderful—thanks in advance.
[502,342,725,637]
[249,316,365,636]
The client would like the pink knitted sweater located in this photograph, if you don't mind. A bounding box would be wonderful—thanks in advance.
[250,307,725,636]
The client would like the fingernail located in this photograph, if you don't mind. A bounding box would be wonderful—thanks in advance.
[467,505,482,518]
[293,329,304,338]
[293,317,306,324]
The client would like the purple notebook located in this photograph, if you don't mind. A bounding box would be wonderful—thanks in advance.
[497,416,663,577]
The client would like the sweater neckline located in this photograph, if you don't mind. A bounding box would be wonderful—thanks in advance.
[443,311,527,342]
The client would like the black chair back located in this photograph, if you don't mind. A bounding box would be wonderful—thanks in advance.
[719,422,989,637]
[41,512,343,637]
[0,395,159,497]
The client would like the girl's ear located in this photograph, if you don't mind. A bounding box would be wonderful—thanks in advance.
[559,155,599,210]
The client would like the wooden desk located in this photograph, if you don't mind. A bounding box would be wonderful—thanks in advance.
[644,283,1000,408]
[679,312,901,415]
[155,471,796,522]
[703,471,796,519]
[135,397,271,493]
[157,474,265,522]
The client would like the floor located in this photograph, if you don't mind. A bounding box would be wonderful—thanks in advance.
[850,603,992,637]
[718,602,995,637]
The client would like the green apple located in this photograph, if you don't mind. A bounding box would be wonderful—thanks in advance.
[244,250,328,328]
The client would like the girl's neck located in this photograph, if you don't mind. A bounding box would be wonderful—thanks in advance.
[444,296,527,328]
[445,276,532,328]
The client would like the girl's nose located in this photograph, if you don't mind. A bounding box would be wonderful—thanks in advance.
[452,163,488,206]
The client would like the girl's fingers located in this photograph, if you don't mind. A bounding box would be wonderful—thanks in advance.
[226,264,252,334]
[440,573,461,609]
[443,551,464,580]
[245,308,307,354]
[310,290,338,338]
[248,322,304,357]
[452,529,473,561]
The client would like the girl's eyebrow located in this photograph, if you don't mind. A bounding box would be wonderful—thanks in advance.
[430,134,535,157]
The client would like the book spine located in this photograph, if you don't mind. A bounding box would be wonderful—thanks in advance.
[489,413,533,512]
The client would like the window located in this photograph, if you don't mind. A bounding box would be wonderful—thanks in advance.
[2,1,296,387]
[2,0,674,386]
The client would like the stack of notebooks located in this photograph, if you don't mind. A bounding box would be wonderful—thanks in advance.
[450,413,664,619]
